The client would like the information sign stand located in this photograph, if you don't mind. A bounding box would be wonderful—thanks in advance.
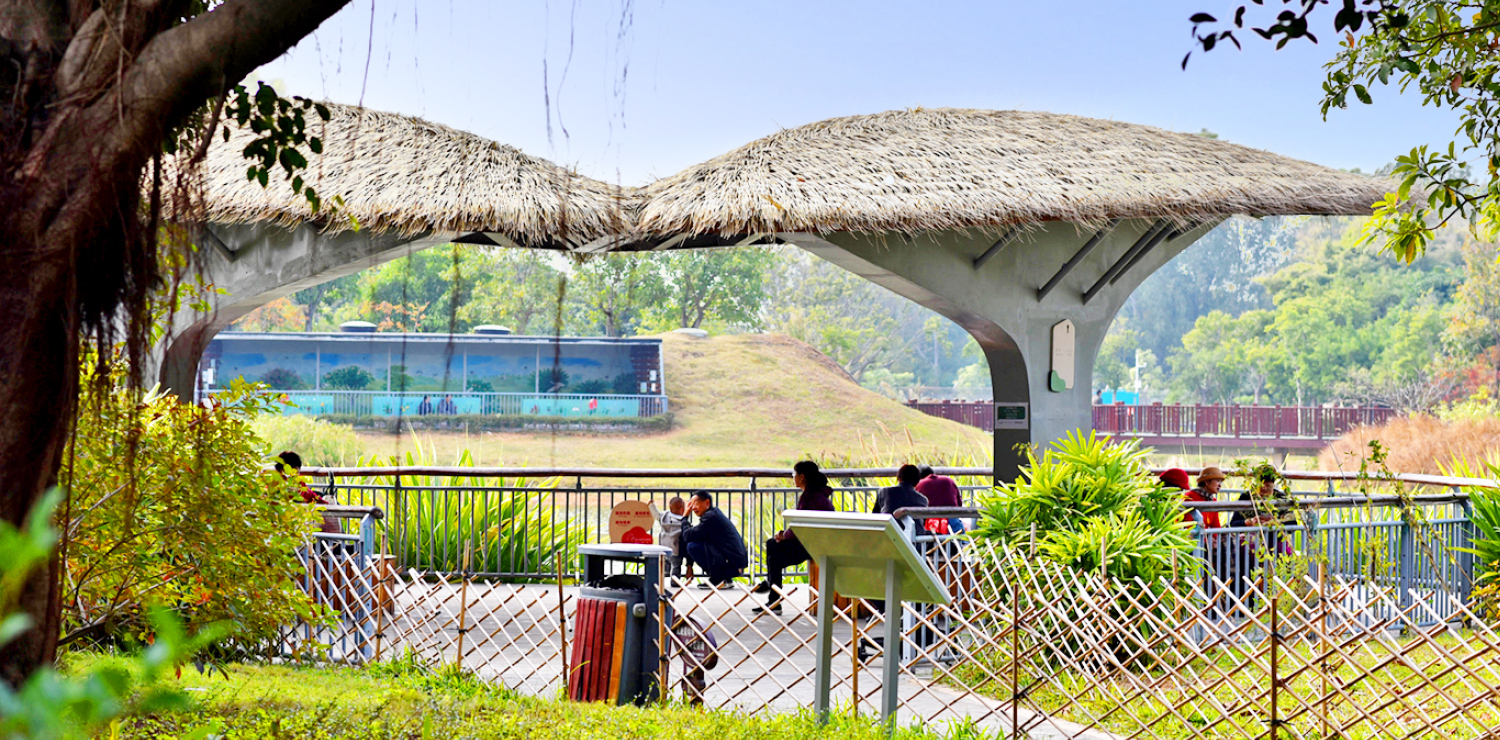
[782,511,951,728]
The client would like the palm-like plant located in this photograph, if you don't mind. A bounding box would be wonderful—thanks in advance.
[343,436,579,580]
[972,430,1195,584]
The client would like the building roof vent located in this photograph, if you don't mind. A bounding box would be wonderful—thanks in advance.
[473,325,512,335]
[339,321,378,333]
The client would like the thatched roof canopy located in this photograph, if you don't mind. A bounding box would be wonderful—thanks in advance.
[194,103,629,245]
[635,108,1389,238]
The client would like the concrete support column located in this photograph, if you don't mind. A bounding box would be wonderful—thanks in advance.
[782,218,1219,482]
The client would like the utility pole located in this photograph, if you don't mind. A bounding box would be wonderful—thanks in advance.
[1132,349,1144,396]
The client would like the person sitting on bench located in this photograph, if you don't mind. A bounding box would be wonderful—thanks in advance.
[752,460,836,615]
[681,491,748,589]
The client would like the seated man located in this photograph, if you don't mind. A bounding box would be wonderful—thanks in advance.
[680,491,748,589]
[873,464,929,515]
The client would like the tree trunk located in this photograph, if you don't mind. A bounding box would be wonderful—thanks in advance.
[0,0,355,685]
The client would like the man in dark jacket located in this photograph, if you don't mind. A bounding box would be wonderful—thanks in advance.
[873,464,928,515]
[681,491,749,588]
[860,464,929,659]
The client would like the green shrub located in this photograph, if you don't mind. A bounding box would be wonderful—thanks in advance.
[3,493,216,740]
[612,372,640,394]
[572,378,609,395]
[971,430,1195,584]
[61,369,327,650]
[250,414,366,466]
[1447,457,1500,621]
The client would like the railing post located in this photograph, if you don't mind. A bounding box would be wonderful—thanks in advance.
[1399,503,1416,623]
[1460,492,1476,607]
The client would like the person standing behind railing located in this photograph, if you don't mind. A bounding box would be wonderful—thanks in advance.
[1172,466,1233,609]
[649,496,690,581]
[275,451,339,534]
[752,461,836,616]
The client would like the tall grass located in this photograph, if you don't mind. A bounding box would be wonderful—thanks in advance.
[251,414,367,466]
[1320,414,1500,475]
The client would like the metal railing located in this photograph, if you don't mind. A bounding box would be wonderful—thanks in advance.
[207,389,669,418]
[1092,403,1400,439]
[301,466,1491,601]
[284,470,1500,736]
[302,466,992,580]
[905,400,1400,437]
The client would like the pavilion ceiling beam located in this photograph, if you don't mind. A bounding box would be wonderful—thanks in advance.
[649,234,690,251]
[1036,220,1118,301]
[1082,219,1169,304]
[1109,221,1199,287]
[971,228,1018,269]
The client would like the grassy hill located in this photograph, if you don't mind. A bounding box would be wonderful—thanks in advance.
[357,332,993,470]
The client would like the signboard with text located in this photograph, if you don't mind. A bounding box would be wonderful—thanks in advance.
[994,402,1029,430]
[609,500,655,544]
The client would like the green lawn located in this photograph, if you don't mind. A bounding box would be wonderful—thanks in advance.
[99,657,968,740]
[946,628,1500,739]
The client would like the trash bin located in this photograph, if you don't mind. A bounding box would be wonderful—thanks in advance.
[567,543,672,705]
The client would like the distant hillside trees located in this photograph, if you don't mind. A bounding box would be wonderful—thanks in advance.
[1147,218,1463,408]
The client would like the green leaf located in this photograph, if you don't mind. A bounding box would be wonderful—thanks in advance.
[1353,84,1372,105]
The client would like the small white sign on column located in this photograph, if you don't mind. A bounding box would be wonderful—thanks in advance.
[1050,319,1075,392]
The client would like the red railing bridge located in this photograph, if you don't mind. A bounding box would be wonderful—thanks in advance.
[907,401,1399,449]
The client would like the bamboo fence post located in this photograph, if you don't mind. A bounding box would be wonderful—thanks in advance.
[1319,561,1330,740]
[373,525,388,663]
[557,556,567,691]
[1171,548,1182,624]
[852,598,861,717]
[1270,595,1280,740]
[658,554,669,706]
[1011,570,1021,740]
[455,544,472,672]
[1014,526,1035,740]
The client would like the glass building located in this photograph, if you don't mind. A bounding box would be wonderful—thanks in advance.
[199,324,666,417]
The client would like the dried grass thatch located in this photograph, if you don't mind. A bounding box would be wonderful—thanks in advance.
[1320,415,1500,476]
[192,103,629,244]
[635,107,1389,238]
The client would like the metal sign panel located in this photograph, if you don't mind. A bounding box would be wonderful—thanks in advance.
[994,402,1029,430]
[781,512,950,604]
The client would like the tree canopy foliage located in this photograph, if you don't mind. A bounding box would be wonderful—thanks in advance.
[1188,0,1500,261]
[1109,216,1474,409]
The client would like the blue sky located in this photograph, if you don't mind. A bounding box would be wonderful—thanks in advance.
[258,0,1457,186]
